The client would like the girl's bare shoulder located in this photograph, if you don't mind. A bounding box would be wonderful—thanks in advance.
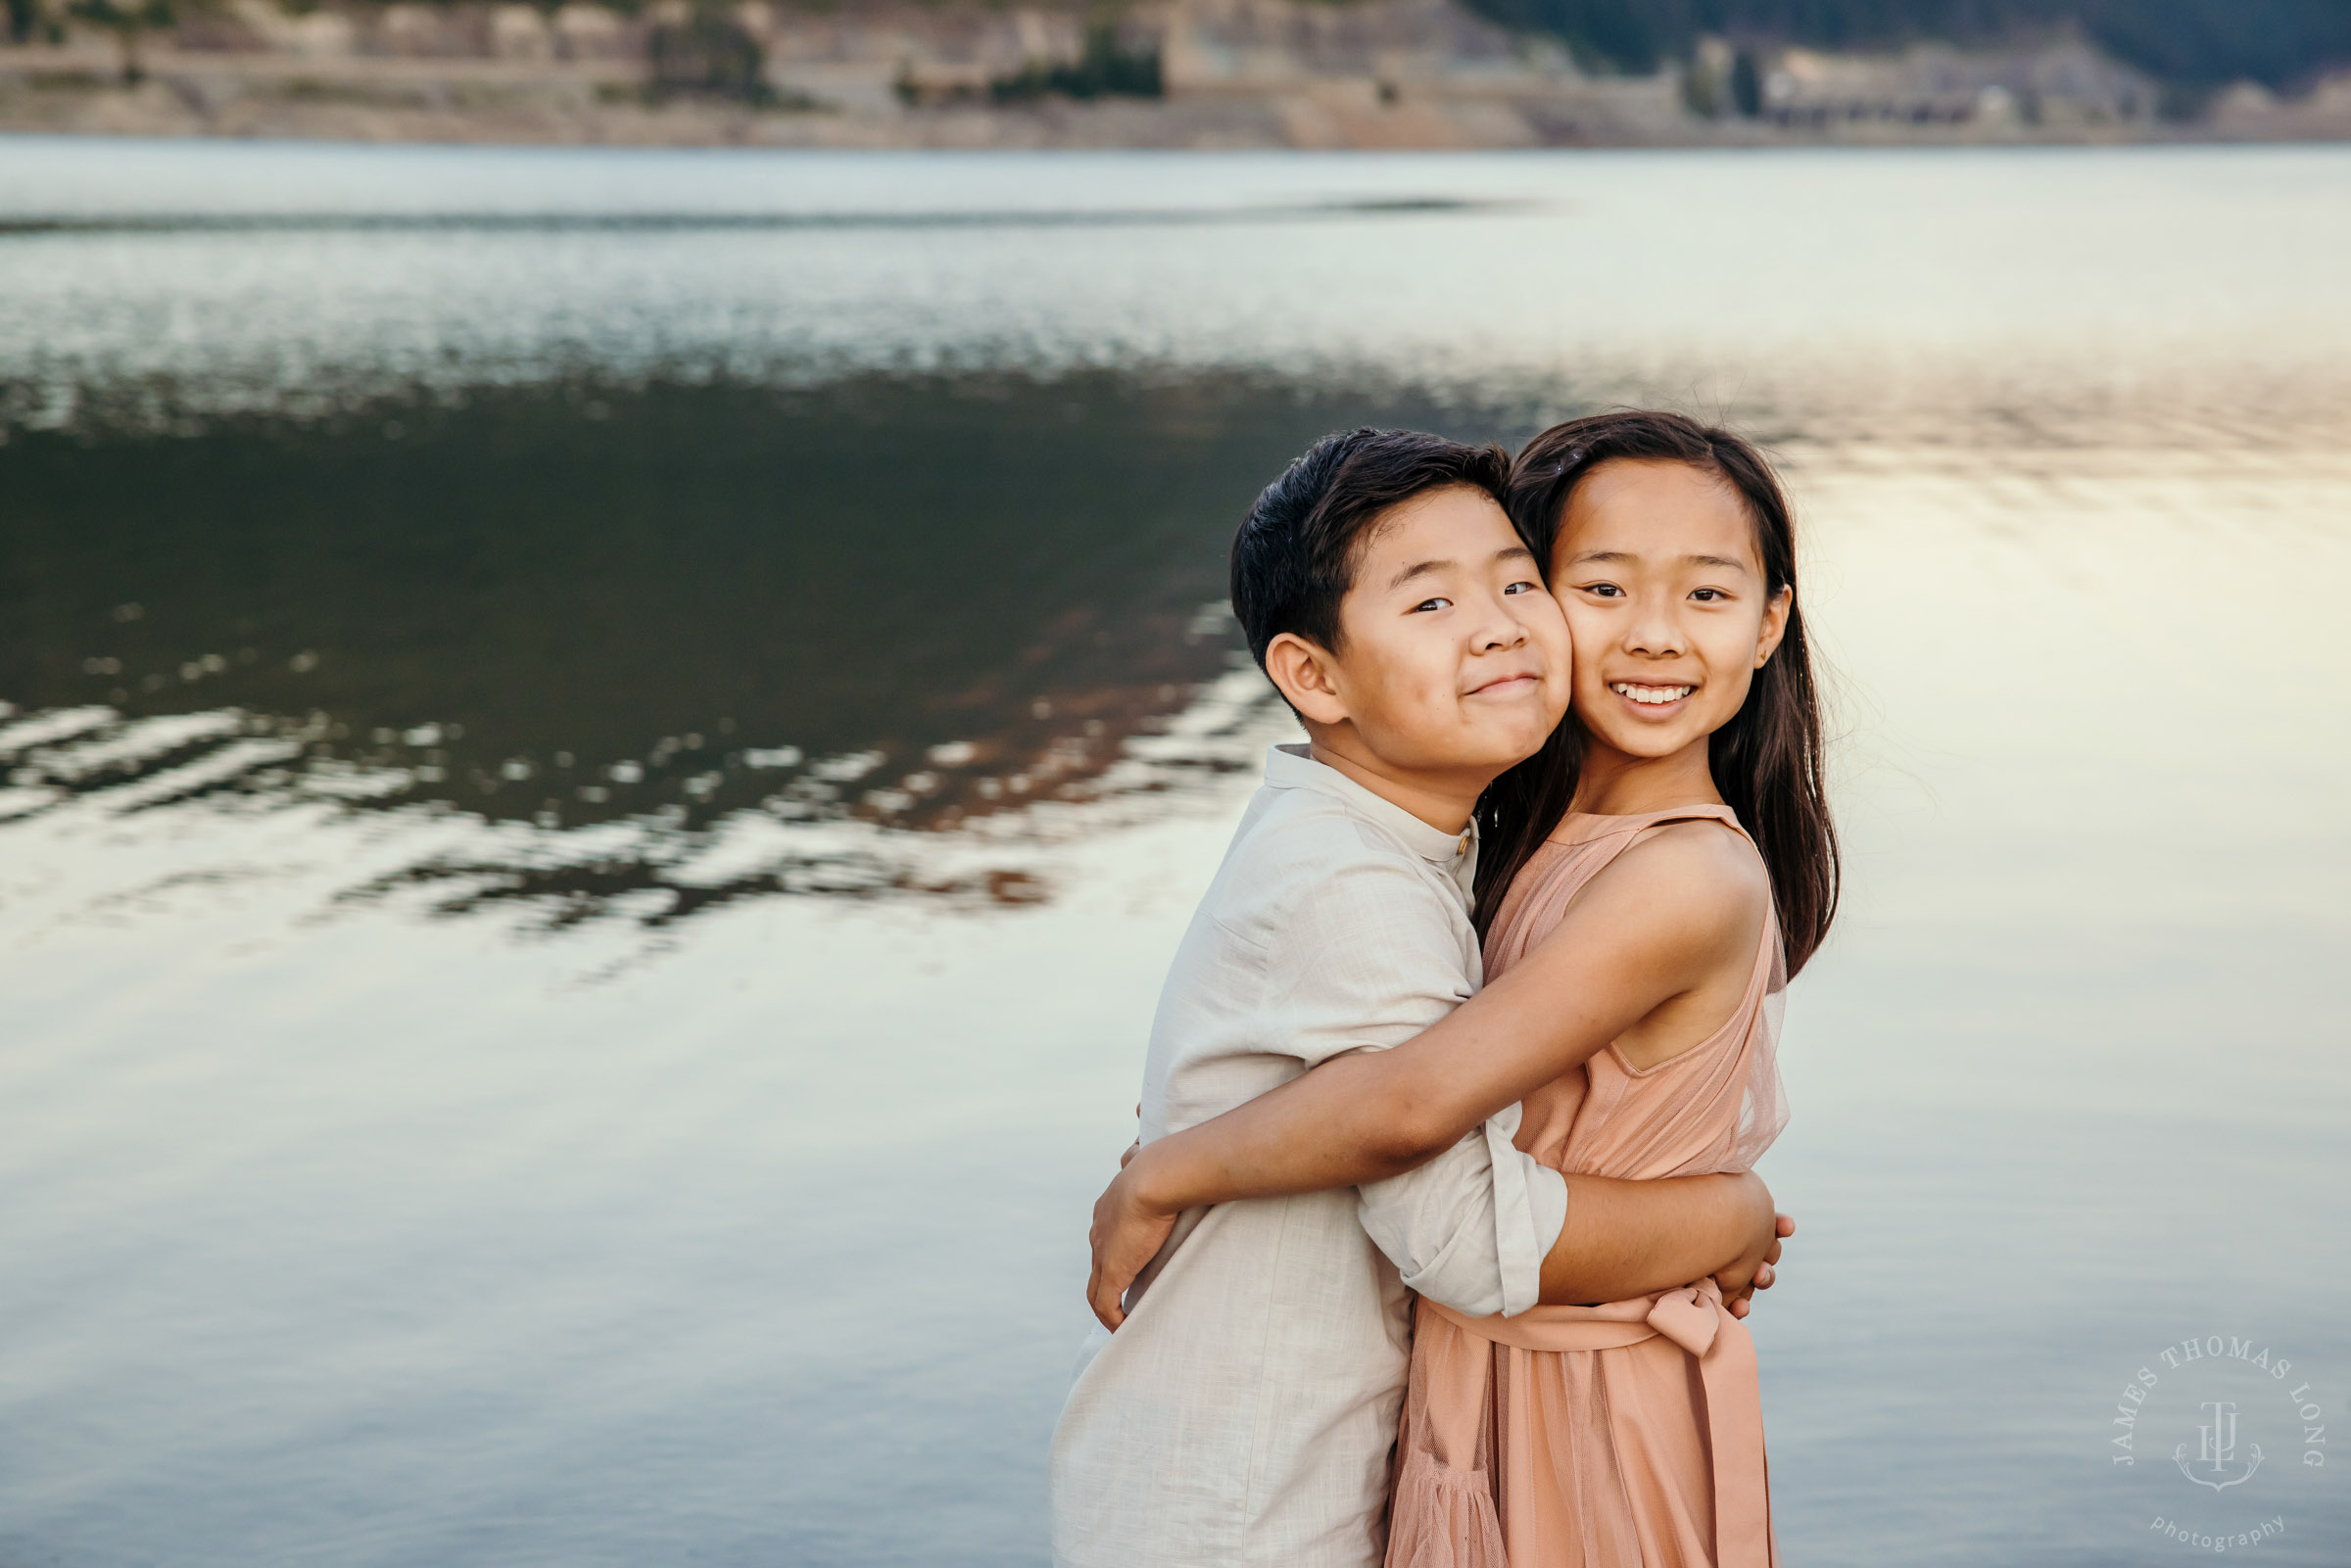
[1594,817,1771,950]
[1513,816,1771,1002]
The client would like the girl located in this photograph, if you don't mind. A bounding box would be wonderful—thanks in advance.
[1093,410,1837,1567]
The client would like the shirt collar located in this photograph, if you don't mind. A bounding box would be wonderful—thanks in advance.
[1263,743,1479,875]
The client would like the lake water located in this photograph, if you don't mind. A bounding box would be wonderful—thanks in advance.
[2,138,2347,1566]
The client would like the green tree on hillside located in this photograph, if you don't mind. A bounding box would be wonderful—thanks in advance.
[990,23,1162,103]
[66,0,175,83]
[647,4,771,104]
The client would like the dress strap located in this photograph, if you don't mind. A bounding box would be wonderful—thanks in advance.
[1552,805,1752,869]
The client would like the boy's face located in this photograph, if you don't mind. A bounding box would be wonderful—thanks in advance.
[1293,485,1571,784]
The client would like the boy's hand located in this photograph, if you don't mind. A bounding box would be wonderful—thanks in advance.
[1714,1211,1795,1320]
[1087,1153,1179,1332]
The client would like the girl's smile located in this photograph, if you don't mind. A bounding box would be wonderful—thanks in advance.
[1607,680,1698,715]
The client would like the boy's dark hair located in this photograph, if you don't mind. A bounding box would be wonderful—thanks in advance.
[1229,428,1511,671]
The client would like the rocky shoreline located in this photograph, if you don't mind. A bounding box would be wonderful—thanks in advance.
[4,0,2348,150]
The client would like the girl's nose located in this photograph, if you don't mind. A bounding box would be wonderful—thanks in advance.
[1625,601,1685,657]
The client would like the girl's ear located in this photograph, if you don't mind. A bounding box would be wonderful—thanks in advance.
[1753,586,1793,669]
[1264,633,1350,727]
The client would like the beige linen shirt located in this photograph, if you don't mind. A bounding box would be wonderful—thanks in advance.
[1051,743,1569,1568]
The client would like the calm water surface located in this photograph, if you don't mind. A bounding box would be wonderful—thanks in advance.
[1,139,2347,1567]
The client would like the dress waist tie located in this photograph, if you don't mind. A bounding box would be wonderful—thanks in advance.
[1418,1277,1771,1568]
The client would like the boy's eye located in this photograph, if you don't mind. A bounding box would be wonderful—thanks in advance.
[1502,580,1539,595]
[1412,597,1452,613]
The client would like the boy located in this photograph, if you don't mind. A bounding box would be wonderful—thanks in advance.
[1050,430,1782,1568]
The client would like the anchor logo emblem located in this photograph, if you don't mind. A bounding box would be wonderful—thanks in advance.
[2174,1400,2264,1492]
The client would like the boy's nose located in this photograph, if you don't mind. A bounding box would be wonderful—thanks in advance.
[1473,593,1539,650]
[1474,617,1527,651]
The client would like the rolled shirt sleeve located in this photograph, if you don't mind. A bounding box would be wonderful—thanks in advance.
[1358,1109,1567,1319]
[1249,849,1569,1321]
[1364,1109,1560,1316]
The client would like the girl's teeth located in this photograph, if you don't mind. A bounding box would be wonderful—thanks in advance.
[1613,683,1691,705]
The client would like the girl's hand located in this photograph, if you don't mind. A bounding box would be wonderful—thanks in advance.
[1088,1152,1180,1331]
[1715,1212,1795,1320]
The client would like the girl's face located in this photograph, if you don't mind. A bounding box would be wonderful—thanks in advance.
[1550,458,1792,764]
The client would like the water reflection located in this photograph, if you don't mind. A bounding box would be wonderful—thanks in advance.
[0,369,1517,924]
[4,143,2350,1568]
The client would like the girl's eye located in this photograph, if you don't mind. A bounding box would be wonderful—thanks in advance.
[1691,588,1727,602]
[1412,597,1452,613]
[1580,583,1623,598]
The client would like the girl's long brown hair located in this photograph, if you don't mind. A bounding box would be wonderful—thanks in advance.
[1472,411,1840,975]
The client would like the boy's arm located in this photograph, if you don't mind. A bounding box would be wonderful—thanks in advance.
[1353,1118,1566,1319]
[1316,1148,1777,1317]
[1090,1160,1787,1328]
[1539,1170,1782,1306]
[1086,834,1773,1328]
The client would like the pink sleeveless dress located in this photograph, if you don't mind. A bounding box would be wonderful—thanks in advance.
[1385,806,1790,1568]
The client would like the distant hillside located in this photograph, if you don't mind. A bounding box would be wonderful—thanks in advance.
[8,0,2349,147]
[1460,0,2351,91]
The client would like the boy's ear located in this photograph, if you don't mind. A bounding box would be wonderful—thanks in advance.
[1263,632,1350,728]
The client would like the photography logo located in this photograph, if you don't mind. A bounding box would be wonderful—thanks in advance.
[2108,1333,2329,1552]
[2178,1399,2260,1492]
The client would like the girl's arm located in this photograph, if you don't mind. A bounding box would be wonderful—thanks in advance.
[1143,825,1756,1197]
[1089,826,1769,1325]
